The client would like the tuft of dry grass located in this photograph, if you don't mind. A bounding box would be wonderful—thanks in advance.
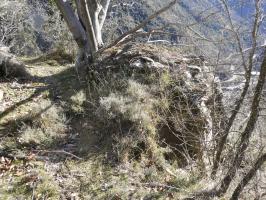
[18,99,67,147]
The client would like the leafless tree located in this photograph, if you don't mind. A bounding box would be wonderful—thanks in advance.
[216,47,266,196]
[170,1,266,198]
[211,0,264,176]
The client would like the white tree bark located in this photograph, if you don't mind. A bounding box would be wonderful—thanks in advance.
[56,0,176,63]
[56,0,108,62]
[87,0,104,47]
[54,0,87,49]
[80,0,99,53]
[99,0,111,30]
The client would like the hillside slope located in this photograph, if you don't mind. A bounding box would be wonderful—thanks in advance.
[0,43,223,199]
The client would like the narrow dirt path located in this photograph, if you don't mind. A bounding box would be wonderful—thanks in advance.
[0,62,94,199]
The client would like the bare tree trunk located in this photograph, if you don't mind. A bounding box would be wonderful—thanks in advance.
[56,0,177,64]
[216,49,266,196]
[230,153,266,200]
[54,0,87,49]
[80,0,99,53]
[56,0,108,64]
[87,0,104,47]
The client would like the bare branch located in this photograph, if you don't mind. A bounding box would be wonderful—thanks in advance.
[80,0,99,52]
[216,48,266,196]
[230,153,266,200]
[96,0,177,55]
[33,150,82,160]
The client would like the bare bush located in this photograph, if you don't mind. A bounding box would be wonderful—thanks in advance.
[0,0,74,55]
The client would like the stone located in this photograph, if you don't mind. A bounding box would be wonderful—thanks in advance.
[0,90,3,102]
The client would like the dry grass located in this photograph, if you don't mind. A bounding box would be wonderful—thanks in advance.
[0,43,220,199]
[82,43,215,173]
[18,99,67,147]
[58,156,202,200]
[0,160,61,200]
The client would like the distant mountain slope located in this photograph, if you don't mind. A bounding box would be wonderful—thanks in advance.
[103,0,232,56]
[104,0,265,57]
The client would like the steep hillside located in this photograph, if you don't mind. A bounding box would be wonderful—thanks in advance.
[4,0,261,59]
[1,1,265,199]
[0,43,224,199]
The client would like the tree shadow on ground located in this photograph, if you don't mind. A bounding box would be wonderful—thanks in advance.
[0,66,93,160]
[0,45,139,162]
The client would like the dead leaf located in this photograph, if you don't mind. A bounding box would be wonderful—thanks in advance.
[14,170,24,176]
[26,153,36,161]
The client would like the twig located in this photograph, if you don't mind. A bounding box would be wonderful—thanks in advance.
[33,150,82,160]
[0,151,47,161]
[31,183,36,200]
[142,182,180,191]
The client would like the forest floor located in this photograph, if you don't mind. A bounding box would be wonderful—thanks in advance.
[0,57,203,199]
